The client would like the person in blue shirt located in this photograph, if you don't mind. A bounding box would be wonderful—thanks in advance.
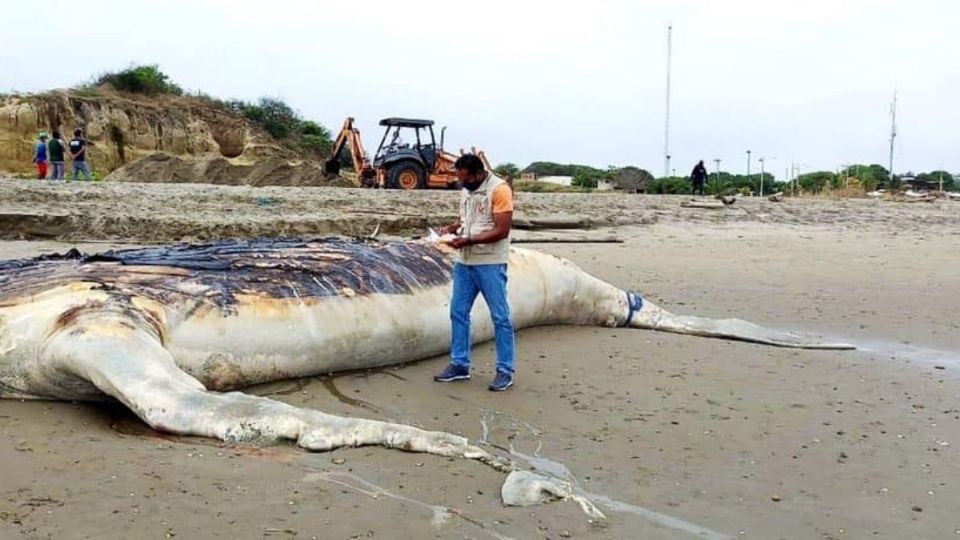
[33,132,49,179]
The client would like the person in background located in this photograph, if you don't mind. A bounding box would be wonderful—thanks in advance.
[69,128,92,181]
[48,130,67,180]
[33,132,49,179]
[691,160,708,196]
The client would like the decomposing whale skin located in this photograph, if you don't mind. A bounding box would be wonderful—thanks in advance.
[0,238,851,467]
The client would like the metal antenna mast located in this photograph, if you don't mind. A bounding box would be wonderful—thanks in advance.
[888,90,897,183]
[664,24,673,178]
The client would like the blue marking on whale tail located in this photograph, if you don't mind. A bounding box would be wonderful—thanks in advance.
[619,291,644,328]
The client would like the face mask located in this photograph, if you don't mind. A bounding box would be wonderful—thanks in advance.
[461,171,486,191]
[463,179,483,191]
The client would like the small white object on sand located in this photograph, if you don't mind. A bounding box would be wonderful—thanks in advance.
[501,470,606,519]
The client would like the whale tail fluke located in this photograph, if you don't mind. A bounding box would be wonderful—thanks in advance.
[624,292,855,350]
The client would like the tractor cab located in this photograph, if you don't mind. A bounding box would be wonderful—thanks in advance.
[372,118,442,188]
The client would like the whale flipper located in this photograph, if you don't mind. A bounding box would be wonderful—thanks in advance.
[45,314,511,472]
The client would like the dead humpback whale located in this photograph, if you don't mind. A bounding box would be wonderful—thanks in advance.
[0,237,852,473]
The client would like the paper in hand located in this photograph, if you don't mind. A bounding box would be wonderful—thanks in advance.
[427,228,457,245]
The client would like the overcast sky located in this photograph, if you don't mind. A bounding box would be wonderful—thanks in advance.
[2,0,956,177]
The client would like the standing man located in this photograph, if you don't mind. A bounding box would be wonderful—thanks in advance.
[69,128,93,181]
[691,160,708,196]
[434,154,516,392]
[33,132,49,179]
[48,130,67,180]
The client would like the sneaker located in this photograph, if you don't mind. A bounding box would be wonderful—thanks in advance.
[434,364,470,382]
[488,371,514,392]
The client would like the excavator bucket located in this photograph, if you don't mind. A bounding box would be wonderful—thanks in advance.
[324,158,341,175]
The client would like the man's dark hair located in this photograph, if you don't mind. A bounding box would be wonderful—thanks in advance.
[454,154,485,175]
[74,128,83,137]
[52,130,61,139]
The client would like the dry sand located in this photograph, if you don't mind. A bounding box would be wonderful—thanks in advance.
[1,178,959,539]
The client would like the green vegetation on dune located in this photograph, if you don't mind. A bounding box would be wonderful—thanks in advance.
[95,64,183,96]
[75,65,333,158]
[189,96,332,157]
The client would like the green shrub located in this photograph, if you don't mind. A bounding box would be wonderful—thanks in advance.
[223,97,333,154]
[96,65,183,95]
[300,121,329,138]
[302,134,331,154]
[705,176,728,195]
[238,97,298,139]
[648,176,690,194]
[72,86,101,98]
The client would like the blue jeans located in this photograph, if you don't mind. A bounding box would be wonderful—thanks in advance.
[450,263,516,374]
[51,162,65,180]
[72,161,92,181]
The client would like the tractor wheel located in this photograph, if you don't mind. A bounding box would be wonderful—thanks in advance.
[386,161,426,190]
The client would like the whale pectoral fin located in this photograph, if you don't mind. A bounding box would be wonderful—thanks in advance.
[48,322,510,472]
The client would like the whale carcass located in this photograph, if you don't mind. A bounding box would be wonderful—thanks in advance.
[0,237,852,472]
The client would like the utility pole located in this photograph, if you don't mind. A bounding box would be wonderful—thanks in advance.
[785,166,790,196]
[888,91,897,185]
[758,156,770,197]
[791,163,805,196]
[663,24,673,178]
[793,163,806,195]
[713,158,721,179]
[940,170,944,192]
[746,150,752,192]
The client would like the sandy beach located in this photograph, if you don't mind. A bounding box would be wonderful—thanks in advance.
[1,178,959,539]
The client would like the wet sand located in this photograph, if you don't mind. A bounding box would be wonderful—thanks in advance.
[1,178,959,539]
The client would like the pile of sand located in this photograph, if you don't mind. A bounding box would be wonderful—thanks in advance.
[105,152,357,188]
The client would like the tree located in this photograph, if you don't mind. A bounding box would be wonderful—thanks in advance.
[494,163,520,179]
[571,171,598,188]
[916,170,956,191]
[797,171,835,193]
[841,164,890,192]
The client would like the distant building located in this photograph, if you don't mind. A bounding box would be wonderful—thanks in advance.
[901,175,940,191]
[520,172,537,181]
[597,179,615,191]
[536,175,574,187]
